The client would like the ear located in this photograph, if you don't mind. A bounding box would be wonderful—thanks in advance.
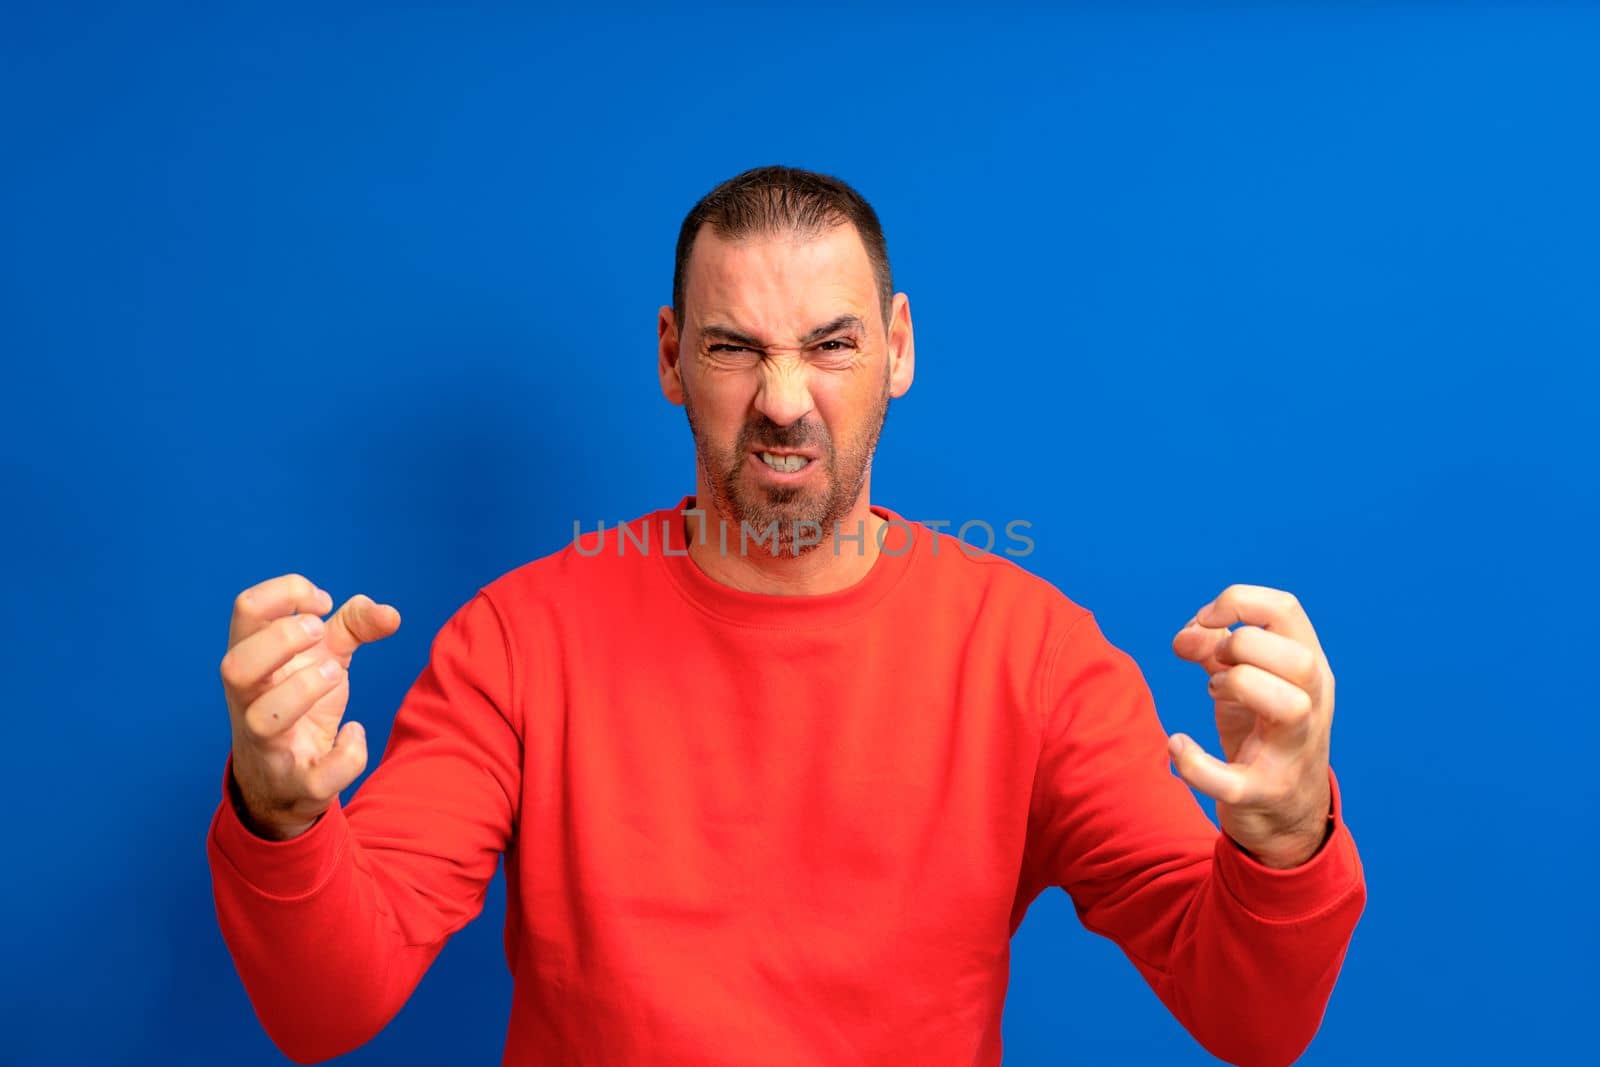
[886,292,914,399]
[658,305,685,405]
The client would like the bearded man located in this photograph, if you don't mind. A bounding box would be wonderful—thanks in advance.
[210,165,1365,1067]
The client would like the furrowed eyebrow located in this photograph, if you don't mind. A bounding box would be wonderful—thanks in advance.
[800,315,866,345]
[700,324,765,347]
[699,314,866,349]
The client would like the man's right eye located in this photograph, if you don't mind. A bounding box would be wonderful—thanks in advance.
[709,344,753,354]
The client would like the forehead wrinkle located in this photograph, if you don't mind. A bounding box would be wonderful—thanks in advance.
[687,228,880,342]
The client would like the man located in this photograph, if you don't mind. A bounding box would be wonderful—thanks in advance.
[210,166,1365,1066]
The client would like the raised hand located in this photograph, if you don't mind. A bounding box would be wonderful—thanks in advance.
[219,573,402,840]
[1169,584,1335,869]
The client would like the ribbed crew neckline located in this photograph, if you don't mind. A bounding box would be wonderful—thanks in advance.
[652,493,922,629]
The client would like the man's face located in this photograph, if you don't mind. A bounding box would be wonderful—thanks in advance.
[658,223,914,555]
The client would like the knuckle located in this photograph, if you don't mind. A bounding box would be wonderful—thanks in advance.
[219,653,248,691]
[298,661,330,695]
[239,711,271,744]
[279,572,311,599]
[1286,688,1314,720]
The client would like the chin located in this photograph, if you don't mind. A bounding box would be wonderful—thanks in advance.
[728,485,824,536]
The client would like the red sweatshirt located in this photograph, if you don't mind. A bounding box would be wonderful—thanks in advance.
[208,495,1366,1066]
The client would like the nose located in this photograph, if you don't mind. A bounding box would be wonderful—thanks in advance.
[752,356,816,429]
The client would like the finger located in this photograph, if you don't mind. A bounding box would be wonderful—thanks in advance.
[1208,663,1316,735]
[1168,733,1258,807]
[220,613,329,705]
[323,594,402,660]
[1172,617,1231,672]
[1193,584,1324,660]
[1213,624,1323,695]
[230,573,334,646]
[304,720,369,803]
[239,656,347,741]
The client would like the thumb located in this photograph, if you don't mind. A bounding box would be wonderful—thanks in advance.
[326,593,402,660]
[305,720,369,803]
[1168,733,1248,806]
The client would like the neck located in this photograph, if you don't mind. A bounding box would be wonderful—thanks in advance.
[684,486,885,596]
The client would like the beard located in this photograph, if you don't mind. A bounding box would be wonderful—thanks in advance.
[683,368,890,558]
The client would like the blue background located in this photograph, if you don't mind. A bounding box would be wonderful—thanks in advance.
[3,3,1595,1064]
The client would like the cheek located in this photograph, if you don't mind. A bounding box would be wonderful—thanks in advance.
[818,377,879,432]
[691,374,756,424]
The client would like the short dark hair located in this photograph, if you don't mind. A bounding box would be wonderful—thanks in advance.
[672,165,894,335]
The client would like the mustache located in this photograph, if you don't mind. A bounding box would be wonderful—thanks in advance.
[740,417,828,453]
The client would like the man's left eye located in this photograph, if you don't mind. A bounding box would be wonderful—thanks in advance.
[818,340,853,352]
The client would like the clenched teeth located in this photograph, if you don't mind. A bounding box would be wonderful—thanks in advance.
[758,452,810,473]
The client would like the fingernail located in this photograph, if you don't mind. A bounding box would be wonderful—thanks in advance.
[299,615,324,637]
[319,659,343,680]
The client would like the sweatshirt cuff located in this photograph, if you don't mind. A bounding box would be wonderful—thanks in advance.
[1212,766,1363,922]
[207,752,349,900]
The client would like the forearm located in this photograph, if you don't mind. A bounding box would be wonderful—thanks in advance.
[207,777,445,1063]
[1035,611,1367,1065]
[1145,819,1366,1067]
[206,589,519,1063]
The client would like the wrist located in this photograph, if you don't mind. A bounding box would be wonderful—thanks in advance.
[1231,785,1337,869]
[1238,814,1334,869]
[227,762,318,842]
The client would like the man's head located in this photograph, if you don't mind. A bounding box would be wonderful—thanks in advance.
[658,166,915,556]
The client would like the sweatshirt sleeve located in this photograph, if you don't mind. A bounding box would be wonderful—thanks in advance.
[1023,611,1366,1067]
[206,590,522,1065]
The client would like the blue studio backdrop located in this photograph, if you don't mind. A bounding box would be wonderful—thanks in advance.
[2,4,1595,1065]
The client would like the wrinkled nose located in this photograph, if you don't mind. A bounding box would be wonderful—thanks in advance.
[752,358,816,429]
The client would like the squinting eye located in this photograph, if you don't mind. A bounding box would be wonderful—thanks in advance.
[710,344,753,354]
[819,340,854,352]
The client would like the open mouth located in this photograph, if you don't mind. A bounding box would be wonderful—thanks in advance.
[756,451,813,473]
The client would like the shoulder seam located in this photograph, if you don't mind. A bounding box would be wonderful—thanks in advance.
[474,588,518,730]
[470,589,523,840]
[1037,609,1097,739]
